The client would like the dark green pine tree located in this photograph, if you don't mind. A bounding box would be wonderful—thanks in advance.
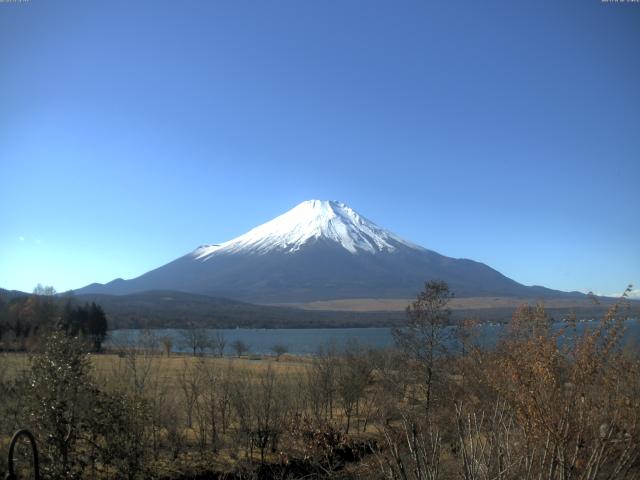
[87,302,108,352]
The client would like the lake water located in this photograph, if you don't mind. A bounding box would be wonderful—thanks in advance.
[107,327,395,355]
[106,318,640,356]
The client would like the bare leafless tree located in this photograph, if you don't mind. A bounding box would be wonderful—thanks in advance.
[271,343,288,361]
[232,339,250,357]
[159,336,173,357]
[177,359,202,429]
[377,413,442,480]
[393,280,453,421]
[212,331,226,357]
[336,341,373,434]
[181,328,210,356]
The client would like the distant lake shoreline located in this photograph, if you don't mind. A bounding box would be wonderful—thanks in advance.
[107,318,640,356]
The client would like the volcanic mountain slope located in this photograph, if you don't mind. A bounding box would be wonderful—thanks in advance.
[74,200,582,303]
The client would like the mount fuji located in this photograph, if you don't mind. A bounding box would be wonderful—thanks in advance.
[74,200,579,303]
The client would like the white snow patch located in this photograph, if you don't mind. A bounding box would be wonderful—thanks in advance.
[193,200,423,260]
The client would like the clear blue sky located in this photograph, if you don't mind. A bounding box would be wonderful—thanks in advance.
[1,0,638,297]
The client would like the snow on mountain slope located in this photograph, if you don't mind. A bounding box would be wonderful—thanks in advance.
[72,199,583,303]
[192,200,423,259]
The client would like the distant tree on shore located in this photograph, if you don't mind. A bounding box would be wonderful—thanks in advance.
[160,336,173,357]
[212,331,226,357]
[87,302,108,352]
[271,343,288,361]
[181,328,210,356]
[60,301,108,352]
[232,339,249,357]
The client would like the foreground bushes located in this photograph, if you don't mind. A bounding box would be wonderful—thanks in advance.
[5,333,148,479]
[377,286,640,480]
[0,286,638,479]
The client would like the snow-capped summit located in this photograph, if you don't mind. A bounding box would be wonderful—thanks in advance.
[74,200,577,303]
[192,200,421,259]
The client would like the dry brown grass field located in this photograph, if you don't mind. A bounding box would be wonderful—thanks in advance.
[1,348,384,478]
[2,351,312,376]
[276,295,628,312]
[1,290,639,479]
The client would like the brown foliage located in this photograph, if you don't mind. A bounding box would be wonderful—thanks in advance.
[478,294,640,479]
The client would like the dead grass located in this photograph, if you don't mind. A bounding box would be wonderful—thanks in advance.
[270,296,628,312]
[99,352,310,372]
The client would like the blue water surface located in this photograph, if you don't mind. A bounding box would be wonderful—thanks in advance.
[106,318,639,356]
